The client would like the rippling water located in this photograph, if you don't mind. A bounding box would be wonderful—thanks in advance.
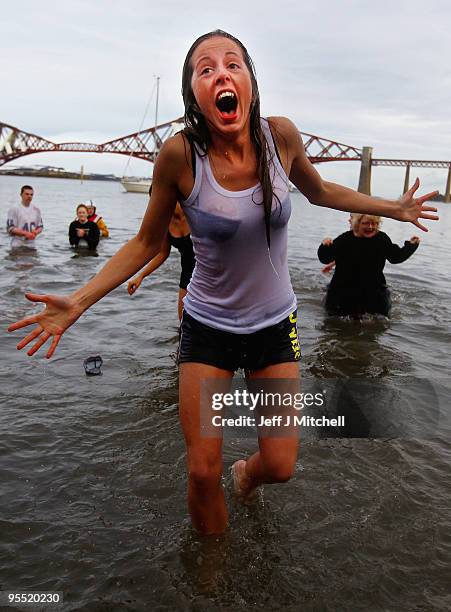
[1,175,450,611]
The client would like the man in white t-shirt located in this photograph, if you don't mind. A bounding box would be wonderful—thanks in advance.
[6,185,44,249]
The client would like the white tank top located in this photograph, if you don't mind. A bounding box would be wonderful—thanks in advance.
[180,118,296,333]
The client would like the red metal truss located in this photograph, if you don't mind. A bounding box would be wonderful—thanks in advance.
[0,123,55,165]
[0,119,363,167]
[372,159,451,169]
[300,131,362,163]
[2,120,449,171]
[0,119,185,167]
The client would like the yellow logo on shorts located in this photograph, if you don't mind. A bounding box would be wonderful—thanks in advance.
[288,312,301,359]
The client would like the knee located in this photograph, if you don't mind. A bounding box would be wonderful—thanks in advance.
[188,461,222,492]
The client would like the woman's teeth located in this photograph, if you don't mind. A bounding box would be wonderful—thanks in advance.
[216,91,237,114]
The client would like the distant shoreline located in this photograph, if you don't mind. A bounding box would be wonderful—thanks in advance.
[0,171,448,200]
[0,169,122,182]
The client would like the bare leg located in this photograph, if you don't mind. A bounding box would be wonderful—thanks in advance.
[179,362,233,534]
[178,288,187,321]
[233,362,300,499]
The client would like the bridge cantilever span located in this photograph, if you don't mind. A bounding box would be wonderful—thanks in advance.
[301,131,361,163]
[0,118,186,166]
[0,120,362,168]
[1,119,449,201]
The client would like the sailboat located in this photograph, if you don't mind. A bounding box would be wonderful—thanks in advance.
[121,77,159,194]
[121,177,152,193]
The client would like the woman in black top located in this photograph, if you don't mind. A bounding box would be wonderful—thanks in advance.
[127,202,195,320]
[318,214,420,317]
[69,204,100,251]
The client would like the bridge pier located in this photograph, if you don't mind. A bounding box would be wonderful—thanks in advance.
[358,146,373,195]
[403,163,411,194]
[445,165,451,203]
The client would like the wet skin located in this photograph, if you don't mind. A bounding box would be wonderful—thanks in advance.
[353,216,380,239]
[21,189,34,207]
[76,207,89,237]
[190,37,254,142]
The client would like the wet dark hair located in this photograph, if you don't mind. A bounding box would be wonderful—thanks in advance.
[181,29,276,249]
[20,185,33,195]
[76,204,89,213]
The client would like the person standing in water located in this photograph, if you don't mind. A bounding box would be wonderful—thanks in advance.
[69,204,100,251]
[128,201,195,321]
[6,185,43,250]
[8,31,438,535]
[85,201,109,238]
[318,213,420,317]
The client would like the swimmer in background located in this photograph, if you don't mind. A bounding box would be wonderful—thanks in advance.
[85,201,109,238]
[69,204,100,251]
[6,185,43,250]
[318,213,420,317]
[127,202,195,320]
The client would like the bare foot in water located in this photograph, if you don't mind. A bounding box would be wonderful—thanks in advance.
[231,460,258,502]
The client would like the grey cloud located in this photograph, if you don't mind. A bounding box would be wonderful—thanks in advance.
[2,0,450,185]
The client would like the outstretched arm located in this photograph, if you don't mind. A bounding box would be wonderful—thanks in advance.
[270,117,439,232]
[317,237,336,264]
[128,235,171,295]
[8,136,184,357]
[386,235,420,264]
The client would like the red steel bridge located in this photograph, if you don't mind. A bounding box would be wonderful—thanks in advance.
[1,119,449,200]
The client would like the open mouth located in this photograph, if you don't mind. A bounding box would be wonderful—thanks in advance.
[215,90,238,117]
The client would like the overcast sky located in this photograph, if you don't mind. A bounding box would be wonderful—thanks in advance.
[3,0,450,196]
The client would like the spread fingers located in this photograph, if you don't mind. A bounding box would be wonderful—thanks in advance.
[27,332,51,356]
[16,327,43,350]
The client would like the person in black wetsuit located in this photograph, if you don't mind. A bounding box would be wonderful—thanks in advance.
[318,213,420,317]
[127,202,195,320]
[69,204,100,251]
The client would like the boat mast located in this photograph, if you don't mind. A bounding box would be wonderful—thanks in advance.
[122,75,161,189]
[154,76,160,129]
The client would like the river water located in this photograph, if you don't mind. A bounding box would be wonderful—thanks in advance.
[1,175,450,611]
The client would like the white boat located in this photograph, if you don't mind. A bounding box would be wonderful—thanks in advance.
[121,178,152,193]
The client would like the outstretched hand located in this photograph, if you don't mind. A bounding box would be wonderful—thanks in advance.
[398,178,439,231]
[7,293,84,358]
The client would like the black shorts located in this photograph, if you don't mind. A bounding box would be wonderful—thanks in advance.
[178,310,301,372]
[179,269,192,290]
